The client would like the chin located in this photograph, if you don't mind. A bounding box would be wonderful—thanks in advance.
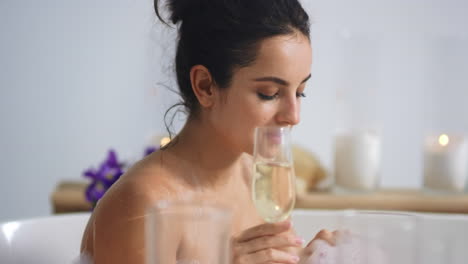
[243,143,254,156]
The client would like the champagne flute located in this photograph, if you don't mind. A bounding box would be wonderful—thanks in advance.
[252,126,296,223]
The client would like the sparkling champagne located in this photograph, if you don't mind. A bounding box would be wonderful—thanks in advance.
[252,161,295,223]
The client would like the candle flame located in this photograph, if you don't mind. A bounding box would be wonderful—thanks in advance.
[438,134,449,147]
[160,137,171,147]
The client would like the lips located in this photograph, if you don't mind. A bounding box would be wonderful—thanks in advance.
[266,131,282,144]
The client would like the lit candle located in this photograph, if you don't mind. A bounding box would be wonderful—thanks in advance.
[160,137,171,147]
[148,134,172,148]
[334,131,381,191]
[423,134,468,192]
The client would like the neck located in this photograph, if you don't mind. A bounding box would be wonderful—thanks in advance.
[165,117,246,188]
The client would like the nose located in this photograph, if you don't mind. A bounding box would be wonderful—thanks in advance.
[275,95,300,126]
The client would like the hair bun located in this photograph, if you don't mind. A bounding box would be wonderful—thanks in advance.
[166,0,206,24]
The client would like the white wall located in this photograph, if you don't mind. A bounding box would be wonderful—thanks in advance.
[0,0,170,221]
[296,0,468,188]
[0,0,467,221]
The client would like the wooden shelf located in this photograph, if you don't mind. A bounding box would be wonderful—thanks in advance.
[51,181,91,213]
[296,189,468,214]
[51,181,468,214]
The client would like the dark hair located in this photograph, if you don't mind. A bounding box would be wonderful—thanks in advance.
[154,0,310,135]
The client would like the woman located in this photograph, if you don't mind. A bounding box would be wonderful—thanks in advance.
[81,0,336,263]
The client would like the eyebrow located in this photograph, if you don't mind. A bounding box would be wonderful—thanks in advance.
[253,74,312,86]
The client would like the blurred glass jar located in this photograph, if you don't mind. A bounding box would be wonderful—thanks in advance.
[146,200,232,264]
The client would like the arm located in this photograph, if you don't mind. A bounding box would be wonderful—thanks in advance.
[92,180,179,264]
[92,183,148,263]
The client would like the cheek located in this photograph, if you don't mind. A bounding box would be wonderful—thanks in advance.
[237,100,274,127]
[216,92,278,147]
[237,102,277,150]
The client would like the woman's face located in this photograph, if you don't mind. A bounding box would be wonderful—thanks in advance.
[210,33,312,154]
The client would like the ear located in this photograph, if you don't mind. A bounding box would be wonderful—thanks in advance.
[190,65,216,108]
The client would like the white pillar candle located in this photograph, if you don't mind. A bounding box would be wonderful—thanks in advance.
[423,134,468,192]
[334,132,381,191]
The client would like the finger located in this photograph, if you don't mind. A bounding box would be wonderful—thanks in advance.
[312,229,336,246]
[234,233,304,255]
[335,229,352,237]
[334,229,354,244]
[332,229,351,237]
[301,239,329,257]
[237,248,300,264]
[237,221,291,242]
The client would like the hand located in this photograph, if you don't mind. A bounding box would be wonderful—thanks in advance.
[231,220,305,264]
[298,229,341,264]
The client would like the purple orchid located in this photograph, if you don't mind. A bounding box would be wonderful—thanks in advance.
[83,146,159,208]
[83,149,124,207]
[144,146,158,156]
[85,180,106,207]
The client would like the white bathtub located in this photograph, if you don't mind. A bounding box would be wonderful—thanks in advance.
[1,210,467,263]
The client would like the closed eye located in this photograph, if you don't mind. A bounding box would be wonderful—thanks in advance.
[257,92,279,100]
[258,92,306,100]
[296,92,306,98]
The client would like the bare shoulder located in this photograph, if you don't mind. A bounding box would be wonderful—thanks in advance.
[86,150,185,263]
[97,150,183,211]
